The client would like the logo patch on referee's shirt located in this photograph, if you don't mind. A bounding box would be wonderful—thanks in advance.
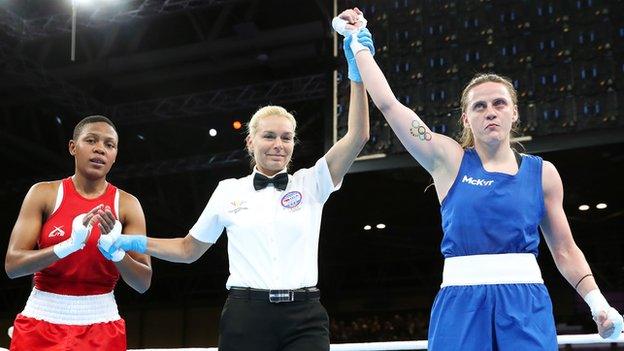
[229,200,248,213]
[281,191,302,208]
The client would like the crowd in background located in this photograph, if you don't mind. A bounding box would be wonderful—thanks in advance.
[330,311,428,342]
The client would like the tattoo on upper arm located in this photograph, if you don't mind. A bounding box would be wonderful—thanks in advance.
[409,119,432,141]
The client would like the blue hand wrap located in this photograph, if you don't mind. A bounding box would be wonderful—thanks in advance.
[114,234,148,254]
[343,28,375,82]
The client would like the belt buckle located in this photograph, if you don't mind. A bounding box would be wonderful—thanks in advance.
[268,289,294,303]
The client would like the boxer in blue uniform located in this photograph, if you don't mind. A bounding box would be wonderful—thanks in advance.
[431,148,556,349]
[334,7,623,350]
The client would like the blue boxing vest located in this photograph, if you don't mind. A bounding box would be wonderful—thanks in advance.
[440,148,544,258]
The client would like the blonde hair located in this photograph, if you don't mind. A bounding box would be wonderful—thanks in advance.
[247,105,297,139]
[459,73,519,148]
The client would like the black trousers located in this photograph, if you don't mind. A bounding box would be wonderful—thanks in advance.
[218,295,329,351]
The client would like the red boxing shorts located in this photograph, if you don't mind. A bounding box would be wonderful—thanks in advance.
[10,288,126,351]
[10,314,126,351]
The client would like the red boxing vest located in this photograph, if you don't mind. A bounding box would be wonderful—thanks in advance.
[34,177,120,295]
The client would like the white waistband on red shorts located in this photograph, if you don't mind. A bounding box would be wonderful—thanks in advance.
[441,253,544,287]
[21,288,120,325]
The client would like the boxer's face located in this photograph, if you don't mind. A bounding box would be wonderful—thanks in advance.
[70,122,118,179]
[462,81,518,146]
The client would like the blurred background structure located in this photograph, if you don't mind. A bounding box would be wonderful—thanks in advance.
[0,0,622,349]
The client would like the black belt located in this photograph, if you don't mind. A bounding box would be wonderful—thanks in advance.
[229,287,320,303]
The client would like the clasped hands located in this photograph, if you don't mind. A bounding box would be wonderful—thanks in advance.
[55,204,145,262]
[332,7,375,82]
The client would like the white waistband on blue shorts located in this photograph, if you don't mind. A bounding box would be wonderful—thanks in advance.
[441,253,544,287]
[21,288,120,325]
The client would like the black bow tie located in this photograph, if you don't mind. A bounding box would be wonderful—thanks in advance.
[253,172,289,191]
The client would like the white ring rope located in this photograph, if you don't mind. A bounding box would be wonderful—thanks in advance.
[123,333,623,351]
[6,328,622,349]
[6,327,623,349]
[7,304,622,349]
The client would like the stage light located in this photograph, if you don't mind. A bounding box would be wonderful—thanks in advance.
[376,223,386,229]
[209,129,217,137]
[596,203,607,209]
[70,0,119,5]
[363,225,372,230]
[578,204,589,211]
[71,0,94,6]
[233,121,242,130]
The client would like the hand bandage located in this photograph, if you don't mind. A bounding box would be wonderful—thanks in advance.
[604,307,624,340]
[53,214,91,259]
[332,13,367,37]
[107,234,147,253]
[333,12,375,83]
[584,289,624,340]
[349,28,374,56]
[98,220,125,262]
[112,234,148,254]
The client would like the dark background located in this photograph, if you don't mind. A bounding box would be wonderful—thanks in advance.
[0,0,622,348]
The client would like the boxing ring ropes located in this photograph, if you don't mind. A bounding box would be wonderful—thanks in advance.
[2,328,622,351]
[129,334,624,350]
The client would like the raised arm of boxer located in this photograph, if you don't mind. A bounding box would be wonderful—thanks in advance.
[335,8,463,201]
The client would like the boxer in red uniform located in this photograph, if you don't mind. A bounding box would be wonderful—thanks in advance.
[5,115,152,351]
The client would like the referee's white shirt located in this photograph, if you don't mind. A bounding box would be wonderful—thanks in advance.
[189,157,341,290]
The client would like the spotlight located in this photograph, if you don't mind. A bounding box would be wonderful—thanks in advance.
[596,203,607,209]
[71,0,94,6]
[233,121,242,130]
[209,129,217,137]
[578,204,589,211]
[72,0,119,5]
[376,223,386,229]
[363,225,372,230]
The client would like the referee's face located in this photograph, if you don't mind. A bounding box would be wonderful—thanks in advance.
[248,114,295,176]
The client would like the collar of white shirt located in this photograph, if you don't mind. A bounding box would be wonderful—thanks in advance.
[252,167,288,178]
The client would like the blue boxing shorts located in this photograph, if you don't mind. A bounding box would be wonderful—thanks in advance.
[428,284,557,351]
